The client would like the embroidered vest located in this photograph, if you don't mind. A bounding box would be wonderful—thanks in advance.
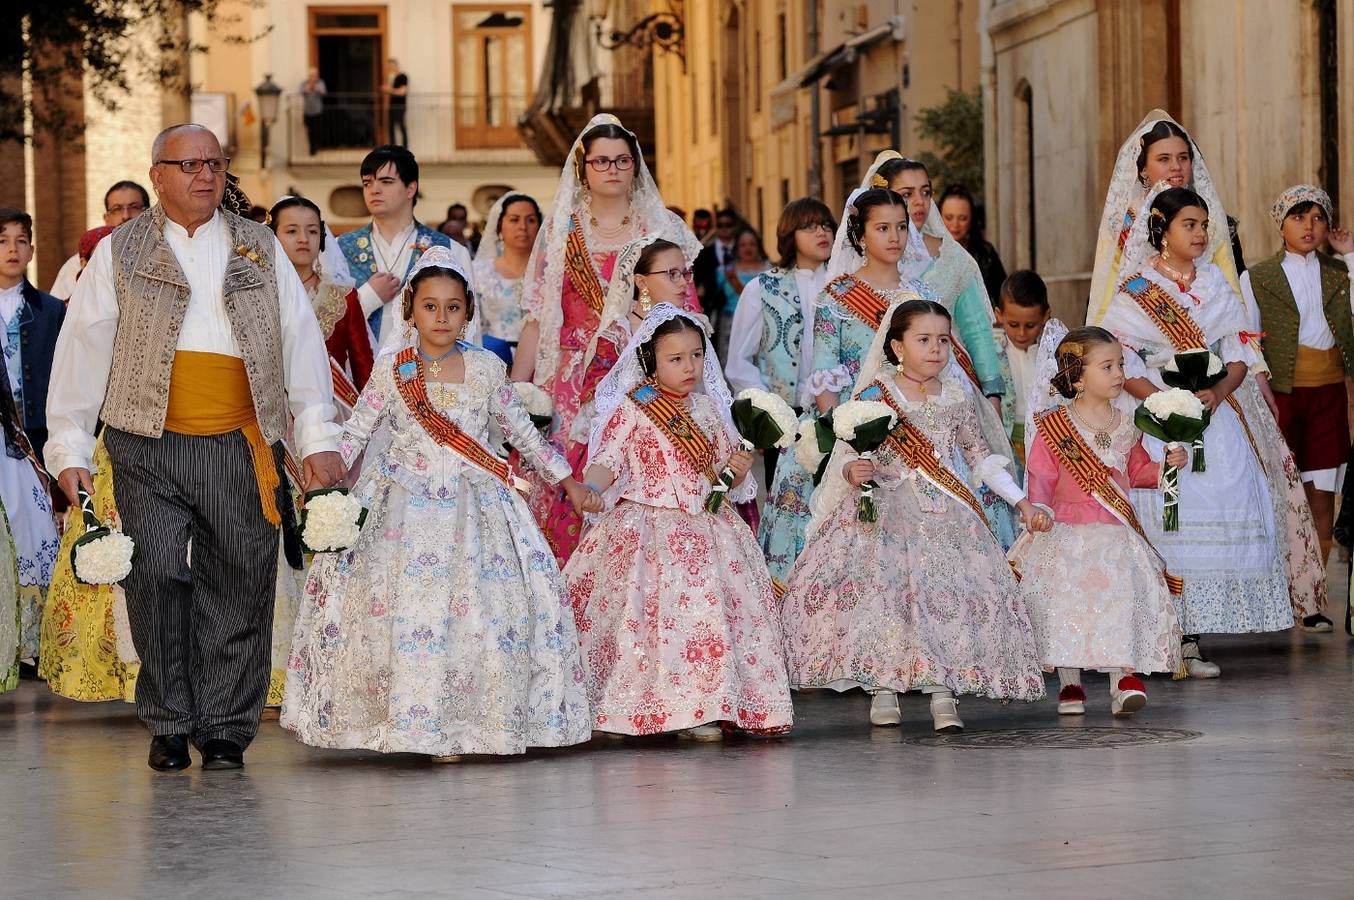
[1247,250,1354,393]
[102,206,287,444]
[755,268,803,407]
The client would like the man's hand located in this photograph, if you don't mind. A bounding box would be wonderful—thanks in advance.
[57,467,95,507]
[303,451,346,491]
[369,272,402,304]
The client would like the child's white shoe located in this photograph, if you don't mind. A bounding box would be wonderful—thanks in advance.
[929,691,963,733]
[682,723,724,741]
[869,691,902,726]
[1110,676,1147,717]
[1181,639,1220,678]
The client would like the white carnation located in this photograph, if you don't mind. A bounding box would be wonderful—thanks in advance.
[1143,387,1205,421]
[735,387,799,449]
[74,531,135,585]
[832,400,897,439]
[1164,349,1224,377]
[793,419,826,473]
[303,491,365,552]
[511,381,554,418]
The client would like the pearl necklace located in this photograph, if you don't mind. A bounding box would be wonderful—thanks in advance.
[1154,256,1196,289]
[1069,400,1119,451]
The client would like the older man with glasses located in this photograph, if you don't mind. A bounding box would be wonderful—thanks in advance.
[46,123,345,772]
[48,180,151,300]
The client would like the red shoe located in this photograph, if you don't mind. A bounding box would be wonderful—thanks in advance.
[1057,684,1086,716]
[1112,676,1147,717]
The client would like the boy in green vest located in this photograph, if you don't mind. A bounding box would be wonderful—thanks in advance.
[1241,184,1354,632]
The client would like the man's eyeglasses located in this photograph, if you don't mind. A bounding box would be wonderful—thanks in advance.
[156,157,231,175]
[106,202,147,216]
[796,221,833,233]
[645,267,695,283]
[584,155,635,173]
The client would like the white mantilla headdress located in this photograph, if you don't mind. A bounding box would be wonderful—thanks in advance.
[824,151,929,284]
[376,245,475,358]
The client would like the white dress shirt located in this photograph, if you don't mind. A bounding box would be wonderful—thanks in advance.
[1006,341,1034,421]
[0,281,23,336]
[44,211,341,476]
[1240,250,1354,343]
[356,221,474,345]
[49,254,81,301]
[725,266,827,407]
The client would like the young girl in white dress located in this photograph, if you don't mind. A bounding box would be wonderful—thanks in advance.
[1010,323,1184,717]
[283,248,596,760]
[781,299,1047,733]
[564,304,794,741]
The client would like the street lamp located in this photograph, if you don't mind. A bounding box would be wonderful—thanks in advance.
[254,73,283,169]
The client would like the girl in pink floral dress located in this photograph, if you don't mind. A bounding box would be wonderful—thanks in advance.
[1009,323,1184,718]
[563,305,794,741]
[512,114,700,564]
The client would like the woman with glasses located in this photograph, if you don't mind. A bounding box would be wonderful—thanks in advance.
[511,114,701,564]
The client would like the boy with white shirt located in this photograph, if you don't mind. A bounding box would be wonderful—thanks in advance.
[993,270,1049,468]
[725,198,835,485]
[338,145,469,346]
[1241,184,1354,631]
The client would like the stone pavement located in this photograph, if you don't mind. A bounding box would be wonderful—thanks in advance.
[3,584,1351,899]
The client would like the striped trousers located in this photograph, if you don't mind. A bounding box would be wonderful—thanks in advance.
[105,427,281,748]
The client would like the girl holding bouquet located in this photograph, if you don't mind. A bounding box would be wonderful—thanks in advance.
[563,305,794,741]
[781,299,1047,733]
[283,248,595,760]
[1100,186,1308,676]
[1011,323,1185,717]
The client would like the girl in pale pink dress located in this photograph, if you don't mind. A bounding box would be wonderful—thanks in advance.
[563,305,794,741]
[512,114,700,564]
[1009,323,1184,717]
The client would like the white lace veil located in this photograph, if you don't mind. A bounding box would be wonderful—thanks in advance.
[474,192,510,269]
[523,113,702,387]
[1118,180,1173,288]
[586,303,752,503]
[824,152,929,285]
[375,245,476,359]
[1087,109,1235,325]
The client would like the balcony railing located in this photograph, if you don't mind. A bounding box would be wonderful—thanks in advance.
[285,91,533,165]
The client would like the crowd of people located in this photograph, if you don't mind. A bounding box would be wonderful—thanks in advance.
[1,108,1351,771]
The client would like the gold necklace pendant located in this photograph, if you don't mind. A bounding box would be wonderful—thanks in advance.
[1094,430,1113,451]
[428,360,442,378]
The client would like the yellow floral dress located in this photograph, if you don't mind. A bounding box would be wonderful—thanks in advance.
[39,440,139,701]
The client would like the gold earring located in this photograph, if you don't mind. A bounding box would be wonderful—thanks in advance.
[895,361,906,375]
[637,286,653,315]
[1161,243,1170,261]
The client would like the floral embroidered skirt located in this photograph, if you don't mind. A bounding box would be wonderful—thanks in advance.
[564,501,794,736]
[781,474,1045,701]
[1010,523,1181,674]
[282,475,591,756]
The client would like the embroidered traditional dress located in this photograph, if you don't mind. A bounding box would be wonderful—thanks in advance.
[1010,408,1181,674]
[282,345,590,755]
[308,278,374,392]
[1101,264,1300,634]
[0,495,21,694]
[781,374,1043,700]
[472,256,528,345]
[563,387,794,736]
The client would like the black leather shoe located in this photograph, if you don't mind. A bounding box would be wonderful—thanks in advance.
[148,734,191,771]
[200,739,244,770]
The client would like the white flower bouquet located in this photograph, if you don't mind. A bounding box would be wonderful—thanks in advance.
[1161,349,1225,471]
[71,486,135,585]
[706,388,799,512]
[832,399,898,523]
[792,411,837,486]
[1135,388,1210,532]
[512,381,554,431]
[300,488,368,553]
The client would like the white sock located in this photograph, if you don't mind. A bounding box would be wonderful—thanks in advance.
[1057,667,1082,688]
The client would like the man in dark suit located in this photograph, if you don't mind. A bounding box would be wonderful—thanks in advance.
[0,208,65,455]
[693,207,741,316]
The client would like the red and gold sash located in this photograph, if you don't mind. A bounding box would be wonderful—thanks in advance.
[330,357,359,409]
[828,275,890,330]
[628,382,718,484]
[867,380,990,531]
[951,340,981,391]
[565,214,607,315]
[1036,407,1184,596]
[1118,274,1263,467]
[392,348,512,487]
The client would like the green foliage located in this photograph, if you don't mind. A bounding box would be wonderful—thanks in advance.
[914,86,984,196]
[2,2,268,144]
